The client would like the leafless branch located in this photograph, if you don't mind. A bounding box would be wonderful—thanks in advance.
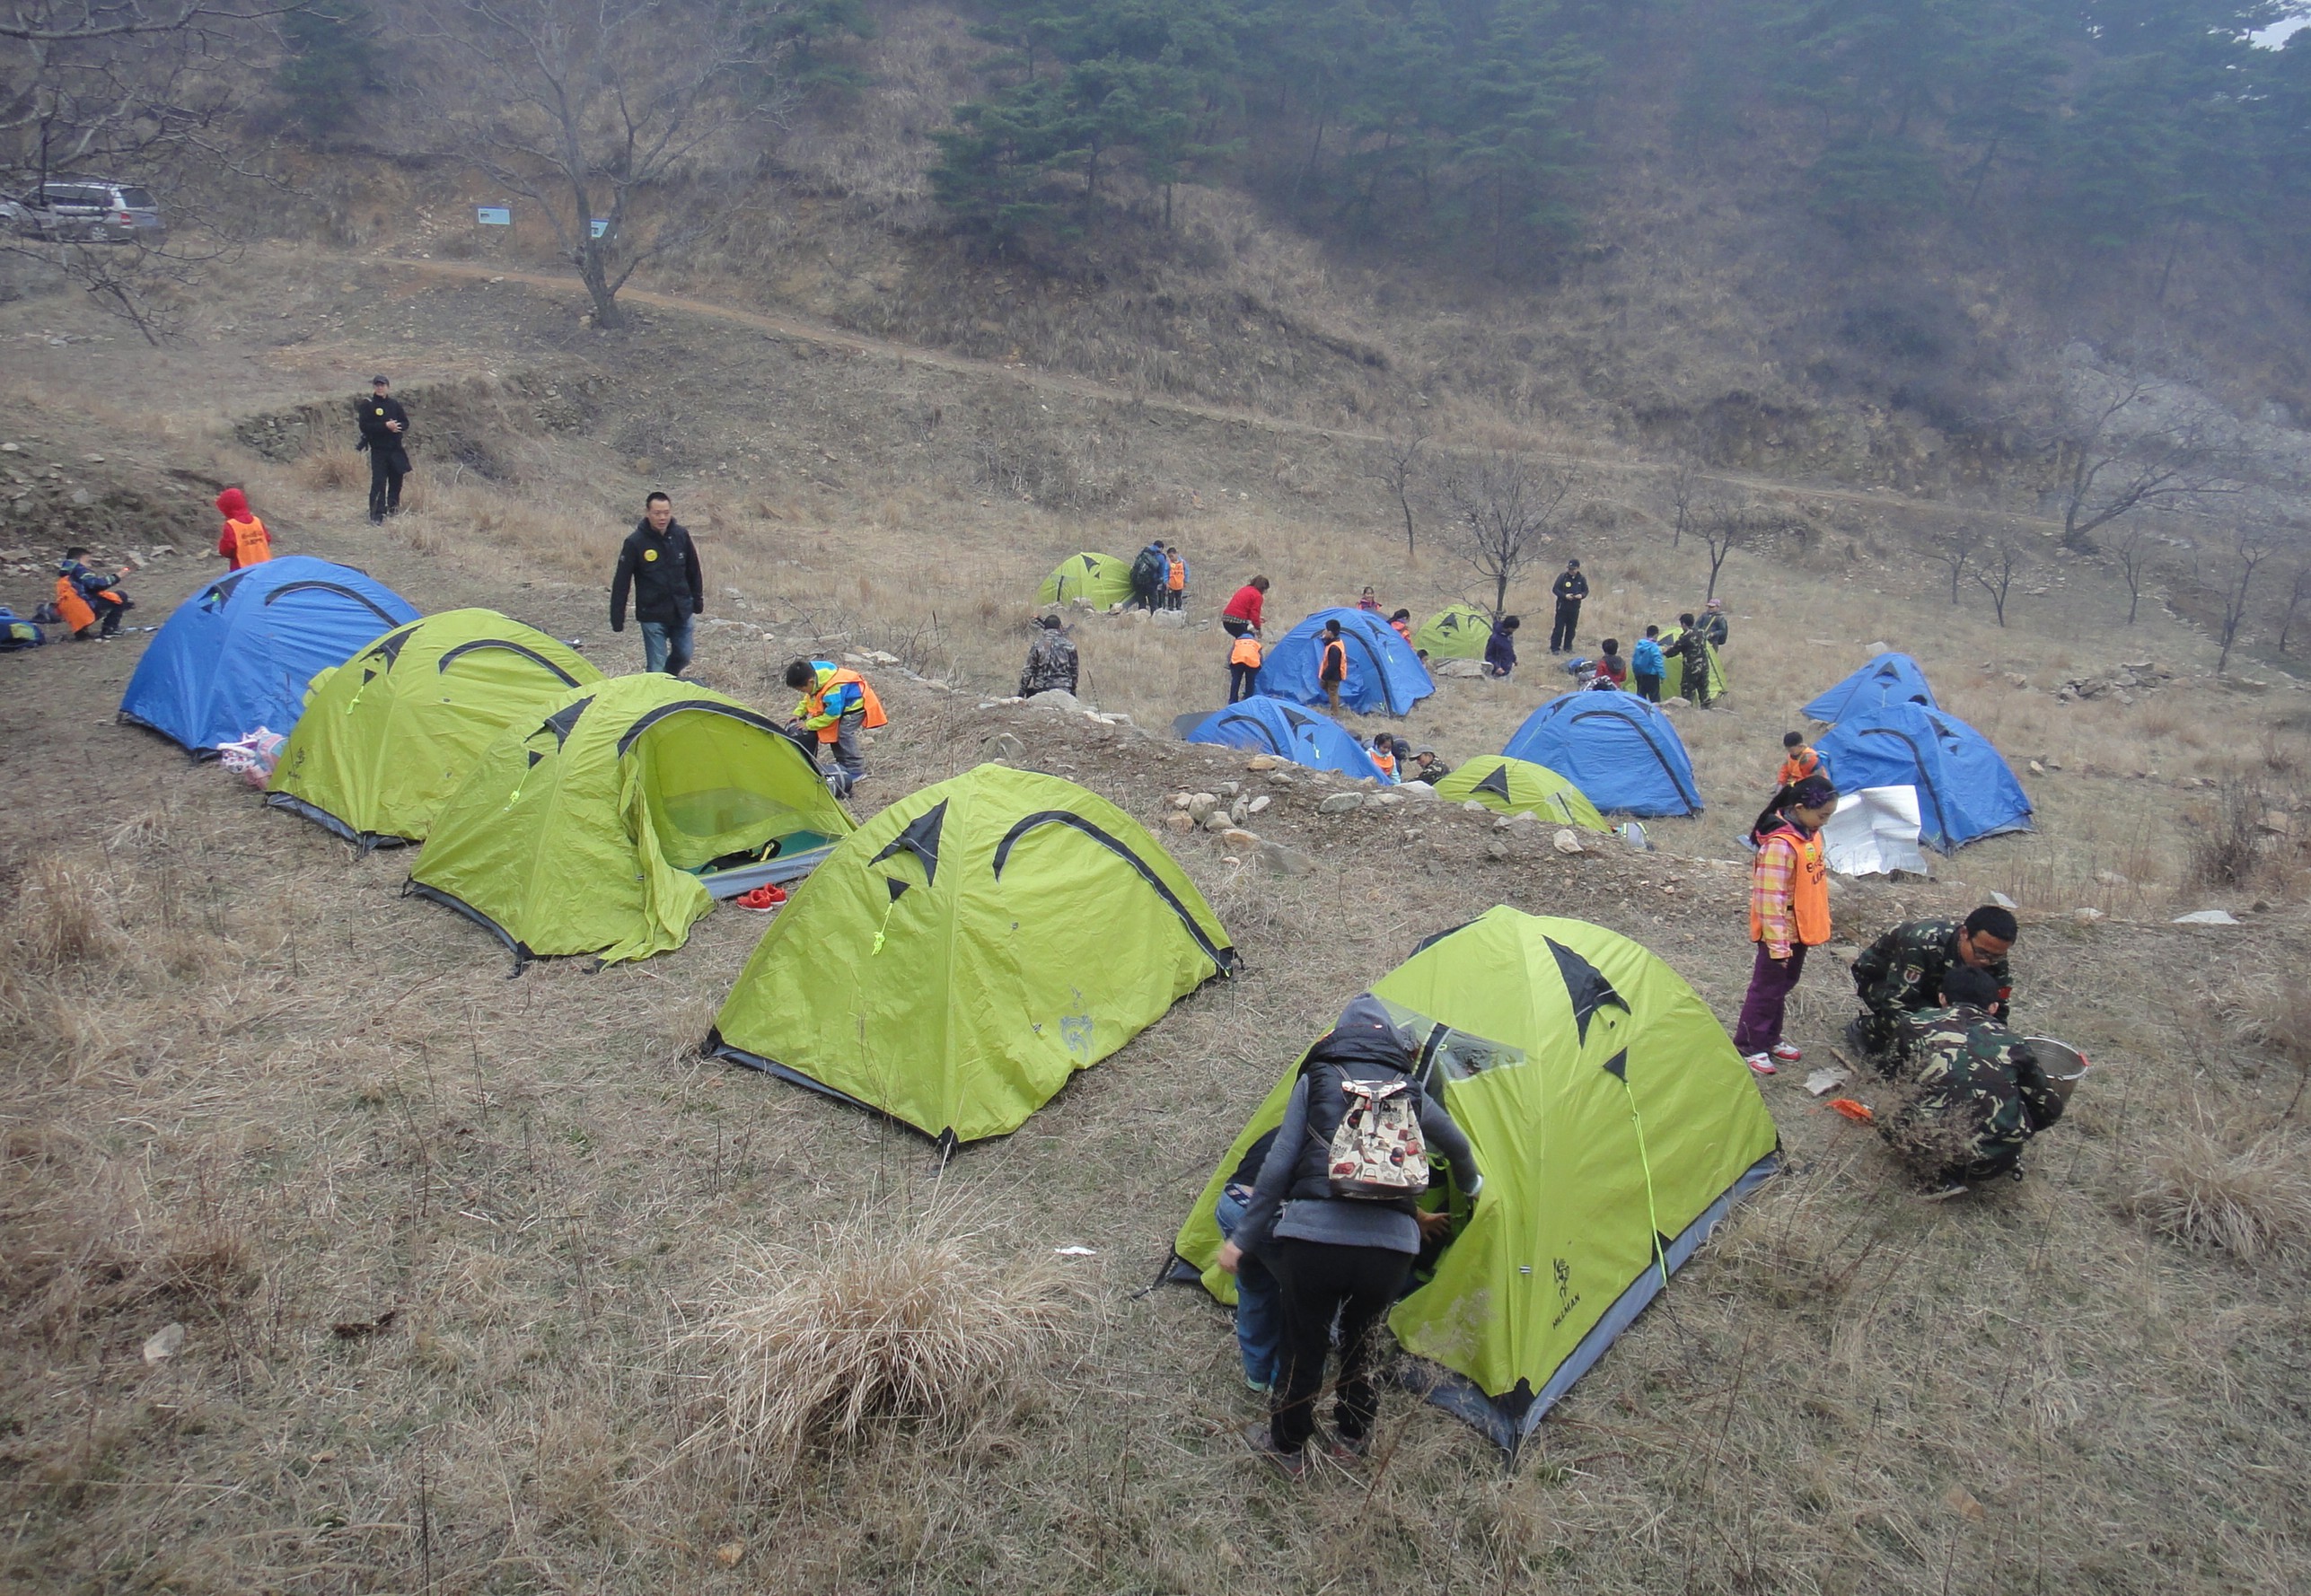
[1441,452,1580,619]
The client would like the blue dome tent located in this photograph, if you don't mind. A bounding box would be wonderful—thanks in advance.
[1261,608,1433,715]
[119,557,419,754]
[1814,703,2031,851]
[1501,694,1701,817]
[1180,697,1389,782]
[1804,652,1938,723]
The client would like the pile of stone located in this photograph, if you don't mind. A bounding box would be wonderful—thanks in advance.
[2054,660,2173,704]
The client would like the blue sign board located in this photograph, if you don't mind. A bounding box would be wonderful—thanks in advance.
[476,206,512,226]
[591,218,610,239]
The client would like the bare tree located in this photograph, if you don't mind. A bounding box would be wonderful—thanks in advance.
[1696,499,1753,601]
[1442,452,1580,619]
[2280,565,2311,657]
[2034,359,2237,551]
[1663,458,1702,550]
[2109,522,2160,625]
[1971,537,2023,627]
[1930,520,1983,606]
[412,0,772,329]
[2212,522,2273,675]
[1374,421,1427,557]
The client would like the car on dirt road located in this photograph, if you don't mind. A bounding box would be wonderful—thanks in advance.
[1,179,165,245]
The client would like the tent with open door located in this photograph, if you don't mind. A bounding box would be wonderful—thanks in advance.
[1411,604,1493,660]
[266,609,601,847]
[1261,608,1434,715]
[1502,694,1701,817]
[1433,754,1609,830]
[1171,908,1779,1451]
[1659,633,1729,703]
[118,556,419,752]
[408,673,854,964]
[1035,552,1135,609]
[1804,652,1938,723]
[1813,702,2031,852]
[1179,696,1389,782]
[708,764,1234,1144]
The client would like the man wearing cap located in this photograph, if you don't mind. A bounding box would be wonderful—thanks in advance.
[1700,599,1729,648]
[356,375,411,524]
[1018,613,1079,697]
[1879,964,2064,1191]
[1849,906,2018,1063]
[1548,558,1587,653]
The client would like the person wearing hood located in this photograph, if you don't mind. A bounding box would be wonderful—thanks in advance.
[1218,995,1484,1476]
[214,487,272,569]
[610,491,704,676]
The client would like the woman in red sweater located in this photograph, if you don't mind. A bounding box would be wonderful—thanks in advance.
[1222,575,1269,640]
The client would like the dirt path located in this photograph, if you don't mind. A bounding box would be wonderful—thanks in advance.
[379,255,2056,534]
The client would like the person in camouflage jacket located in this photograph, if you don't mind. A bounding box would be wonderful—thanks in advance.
[1880,965,2063,1188]
[1018,615,1079,697]
[1849,905,2018,1062]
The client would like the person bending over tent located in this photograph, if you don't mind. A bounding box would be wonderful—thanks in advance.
[1222,575,1269,640]
[784,657,885,800]
[1219,994,1483,1478]
[1735,774,1837,1076]
[1226,628,1262,704]
[1018,615,1077,697]
[214,487,272,570]
[1848,906,2018,1064]
[1880,965,2063,1194]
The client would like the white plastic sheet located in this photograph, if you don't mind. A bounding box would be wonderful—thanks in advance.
[1821,785,1929,877]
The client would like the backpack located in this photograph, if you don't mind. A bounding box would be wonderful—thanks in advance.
[1633,637,1664,675]
[0,608,43,651]
[1130,547,1164,594]
[1325,1075,1429,1201]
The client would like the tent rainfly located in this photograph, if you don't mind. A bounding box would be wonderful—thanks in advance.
[1411,604,1493,660]
[1502,694,1702,817]
[1432,754,1610,830]
[1035,552,1136,609]
[1261,608,1435,715]
[1179,696,1390,782]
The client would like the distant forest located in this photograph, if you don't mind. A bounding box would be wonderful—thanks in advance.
[926,1,2311,275]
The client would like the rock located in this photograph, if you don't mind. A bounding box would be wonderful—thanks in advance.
[1486,839,1510,860]
[2172,908,2239,925]
[1221,828,1260,849]
[1165,811,1196,834]
[1434,658,1488,679]
[69,488,92,506]
[1398,780,1436,800]
[1152,609,1187,626]
[1257,840,1316,876]
[1461,801,1489,814]
[143,1322,185,1364]
[1247,794,1270,814]
[1217,782,1240,797]
[2072,907,2104,925]
[2028,760,2044,776]
[2259,811,2294,835]
[1187,794,1220,821]
[1553,829,1584,855]
[1318,793,1365,815]
[1662,696,1692,709]
[1990,890,2017,909]
[1375,792,1402,806]
[1170,792,1193,809]
[1023,689,1081,715]
[986,732,1026,763]
[2095,869,2129,887]
[2044,759,2061,770]
[1246,755,1280,771]
[1203,809,1234,833]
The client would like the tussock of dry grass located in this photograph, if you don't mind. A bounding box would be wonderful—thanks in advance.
[2128,1114,2311,1262]
[13,856,120,968]
[685,1202,1081,1487]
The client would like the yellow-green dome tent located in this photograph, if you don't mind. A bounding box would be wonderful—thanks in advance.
[1172,908,1779,1451]
[709,764,1233,1144]
[1432,754,1610,830]
[1412,603,1493,659]
[409,674,853,965]
[1658,629,1728,700]
[266,608,601,848]
[1036,551,1135,609]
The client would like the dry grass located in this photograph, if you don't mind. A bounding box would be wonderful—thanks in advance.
[12,856,121,969]
[2127,1112,2311,1262]
[683,1199,1082,1489]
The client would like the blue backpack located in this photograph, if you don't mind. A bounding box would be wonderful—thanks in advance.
[0,607,45,651]
[1632,637,1665,676]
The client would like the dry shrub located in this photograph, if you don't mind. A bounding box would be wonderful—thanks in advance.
[684,1203,1080,1486]
[296,442,365,492]
[2186,778,2266,890]
[2127,1117,2311,1263]
[14,857,119,968]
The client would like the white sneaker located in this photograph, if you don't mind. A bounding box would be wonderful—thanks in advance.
[1770,1042,1803,1064]
[1744,1053,1776,1076]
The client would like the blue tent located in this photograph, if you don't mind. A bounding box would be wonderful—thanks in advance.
[1804,652,1938,723]
[119,557,419,753]
[1182,697,1389,782]
[1261,608,1433,715]
[1814,703,2031,852]
[1501,693,1702,817]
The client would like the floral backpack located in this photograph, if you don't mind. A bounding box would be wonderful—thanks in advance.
[1326,1075,1429,1201]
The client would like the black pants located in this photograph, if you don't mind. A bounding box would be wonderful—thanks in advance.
[1222,617,1251,640]
[1549,601,1581,653]
[87,592,127,636]
[1228,663,1260,703]
[367,447,407,521]
[1634,671,1662,702]
[1265,1236,1412,1454]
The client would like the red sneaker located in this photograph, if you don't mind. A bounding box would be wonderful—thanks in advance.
[734,883,786,912]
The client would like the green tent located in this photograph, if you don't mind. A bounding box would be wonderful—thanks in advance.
[266,608,602,848]
[1432,755,1610,831]
[709,764,1234,1144]
[1172,908,1779,1451]
[1036,551,1135,609]
[409,673,854,965]
[1412,603,1493,659]
[1659,631,1728,701]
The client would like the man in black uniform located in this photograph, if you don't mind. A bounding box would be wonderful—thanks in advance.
[356,375,410,524]
[1548,558,1587,653]
[610,491,705,676]
[1848,904,2018,1064]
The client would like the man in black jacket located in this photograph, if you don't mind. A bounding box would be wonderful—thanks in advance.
[1549,558,1587,653]
[356,375,410,524]
[610,492,705,676]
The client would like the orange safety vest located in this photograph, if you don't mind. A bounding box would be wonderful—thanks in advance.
[1230,635,1263,669]
[804,668,888,743]
[1390,618,1412,643]
[1321,639,1347,682]
[1750,822,1831,947]
[1776,750,1820,788]
[1167,557,1185,592]
[224,515,272,568]
[53,575,95,635]
[1372,747,1396,777]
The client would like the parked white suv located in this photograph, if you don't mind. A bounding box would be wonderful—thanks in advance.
[2,179,165,244]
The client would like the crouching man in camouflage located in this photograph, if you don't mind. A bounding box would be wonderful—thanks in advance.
[1018,614,1079,697]
[1848,904,2018,1065]
[1881,965,2064,1194]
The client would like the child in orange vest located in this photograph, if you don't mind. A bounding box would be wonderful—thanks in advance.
[1368,733,1397,780]
[1778,731,1820,788]
[215,487,273,569]
[1165,546,1187,611]
[1735,774,1838,1074]
[1227,628,1262,703]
